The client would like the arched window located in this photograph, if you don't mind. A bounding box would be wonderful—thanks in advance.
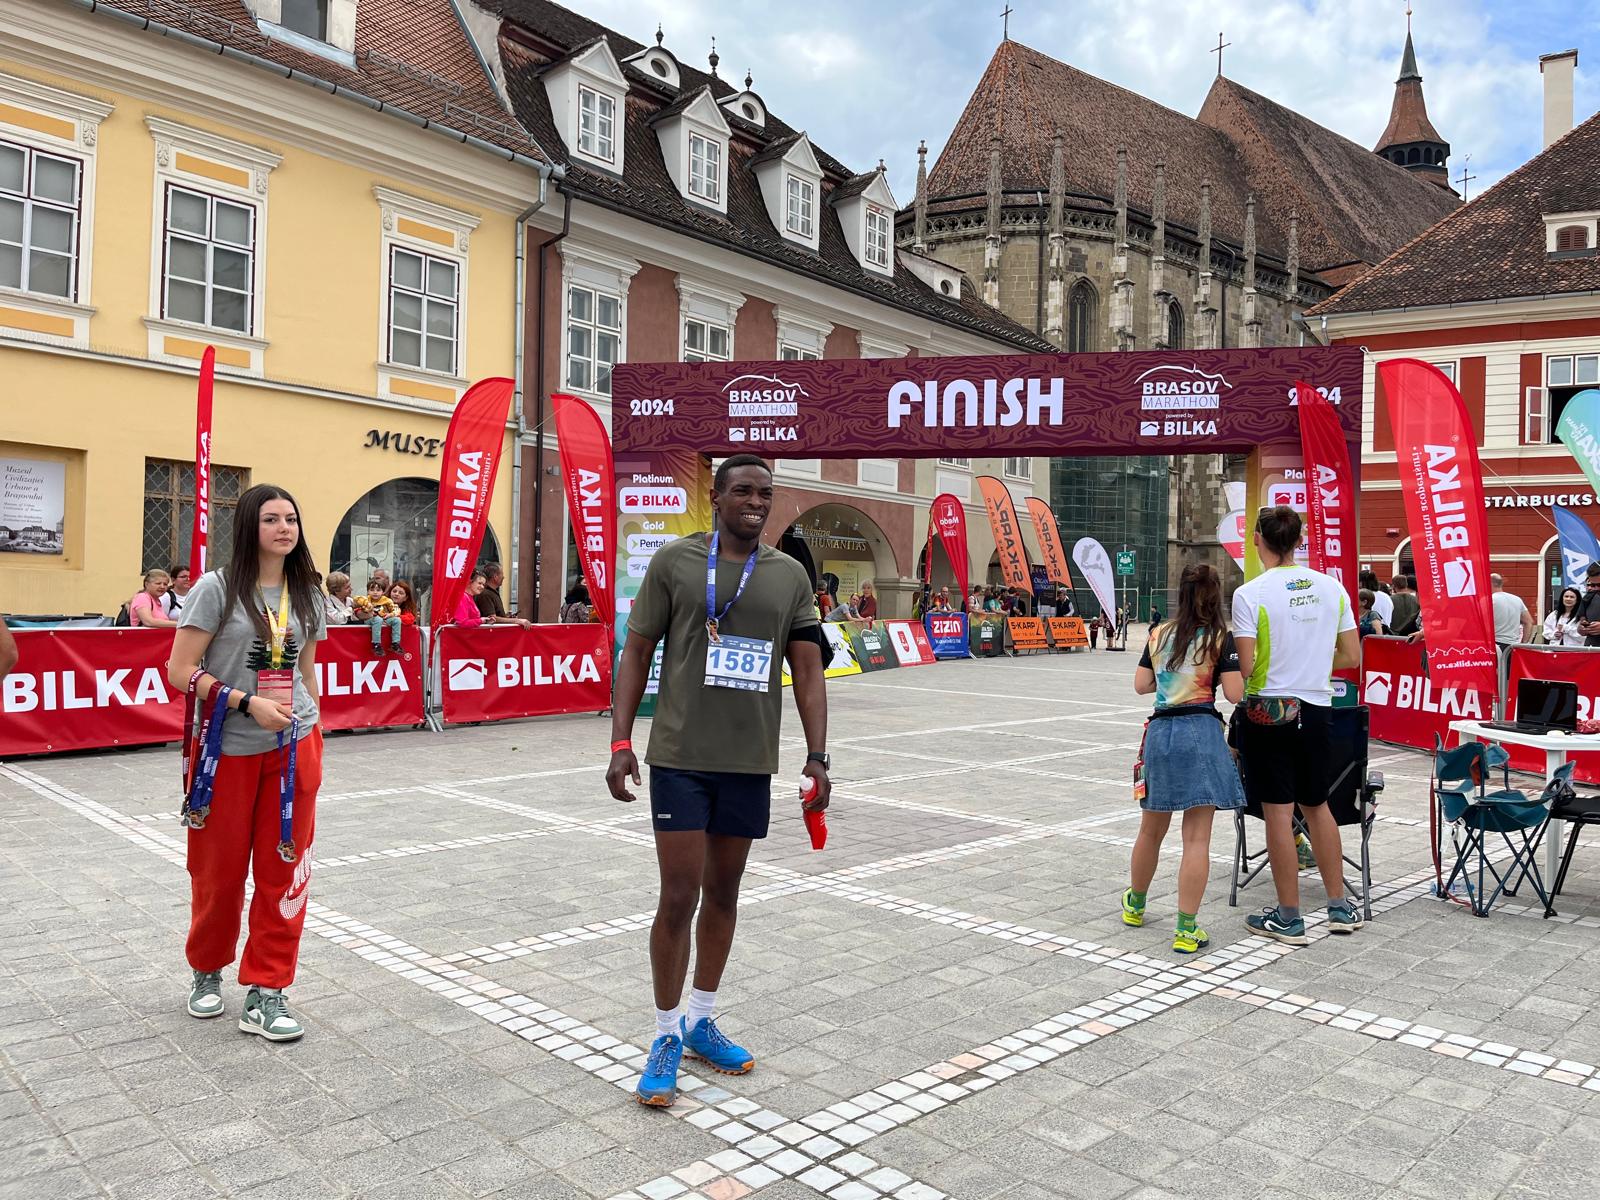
[1067,281,1097,352]
[1407,148,1420,165]
[1165,301,1184,350]
[1557,225,1591,252]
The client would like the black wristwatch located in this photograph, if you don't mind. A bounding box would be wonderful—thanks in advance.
[806,751,830,770]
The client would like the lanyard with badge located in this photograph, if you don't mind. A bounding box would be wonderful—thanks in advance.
[704,530,773,692]
[256,586,295,707]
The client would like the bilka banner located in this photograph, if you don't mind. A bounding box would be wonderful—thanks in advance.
[553,393,617,628]
[1072,537,1119,633]
[928,493,971,609]
[977,476,1031,591]
[1360,634,1486,753]
[436,623,610,724]
[1295,380,1357,606]
[189,346,215,578]
[1507,647,1600,784]
[1024,497,1073,589]
[1556,388,1600,498]
[1377,359,1498,700]
[430,378,513,626]
[1553,504,1600,588]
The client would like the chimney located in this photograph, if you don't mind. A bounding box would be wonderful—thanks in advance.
[1540,49,1578,148]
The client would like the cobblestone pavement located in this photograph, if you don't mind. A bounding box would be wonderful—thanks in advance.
[7,645,1600,1199]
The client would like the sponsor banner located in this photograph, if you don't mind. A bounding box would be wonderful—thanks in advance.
[924,612,971,659]
[438,623,610,725]
[783,623,865,686]
[0,626,424,756]
[1553,504,1600,588]
[977,476,1031,591]
[1360,635,1488,752]
[1071,538,1119,634]
[971,615,1007,657]
[430,378,514,626]
[928,493,971,607]
[1008,616,1050,652]
[1378,359,1498,701]
[1555,388,1600,502]
[553,393,617,628]
[1048,616,1089,648]
[610,347,1363,458]
[882,619,936,667]
[1024,497,1074,590]
[847,625,897,672]
[1506,647,1600,783]
[190,346,214,577]
[1296,380,1357,606]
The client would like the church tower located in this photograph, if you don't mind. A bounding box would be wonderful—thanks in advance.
[1374,26,1452,189]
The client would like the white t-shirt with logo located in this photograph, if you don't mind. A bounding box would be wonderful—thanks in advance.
[1230,565,1355,706]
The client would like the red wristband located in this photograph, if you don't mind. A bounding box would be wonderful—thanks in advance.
[610,739,632,753]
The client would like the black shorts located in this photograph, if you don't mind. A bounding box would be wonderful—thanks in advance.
[649,767,771,839]
[1238,702,1332,809]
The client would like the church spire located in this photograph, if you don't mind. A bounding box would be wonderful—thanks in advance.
[1374,21,1451,189]
[913,139,928,252]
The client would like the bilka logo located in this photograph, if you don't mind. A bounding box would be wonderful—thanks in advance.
[1364,672,1392,706]
[1135,364,1230,412]
[314,657,410,696]
[445,547,468,578]
[1365,670,1485,719]
[725,373,806,418]
[447,658,487,691]
[1444,559,1477,598]
[1421,444,1478,596]
[495,654,603,687]
[3,667,173,713]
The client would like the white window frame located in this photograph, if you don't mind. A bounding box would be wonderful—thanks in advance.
[559,243,638,404]
[1004,457,1032,481]
[786,173,814,239]
[938,456,971,469]
[1429,360,1457,384]
[775,305,832,361]
[688,132,721,204]
[677,278,744,365]
[683,315,731,363]
[864,203,891,269]
[387,245,459,377]
[566,281,623,396]
[145,118,279,375]
[0,137,82,303]
[1549,353,1600,388]
[780,345,819,361]
[0,71,110,349]
[578,85,615,164]
[374,188,478,402]
[161,184,256,334]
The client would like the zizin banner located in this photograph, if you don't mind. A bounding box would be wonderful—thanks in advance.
[431,377,514,626]
[977,476,1031,592]
[1295,380,1357,606]
[0,627,424,757]
[1025,498,1073,590]
[1048,616,1089,648]
[882,620,936,667]
[1506,647,1600,783]
[1360,634,1487,753]
[924,612,971,659]
[553,393,617,628]
[437,623,610,725]
[1377,359,1498,700]
[929,493,971,608]
[189,346,214,579]
[1008,617,1050,652]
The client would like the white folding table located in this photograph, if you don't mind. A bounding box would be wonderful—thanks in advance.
[1450,721,1600,881]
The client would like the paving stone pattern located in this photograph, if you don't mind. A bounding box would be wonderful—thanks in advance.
[6,644,1600,1198]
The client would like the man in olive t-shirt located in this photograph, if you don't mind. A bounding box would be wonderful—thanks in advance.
[607,455,830,1107]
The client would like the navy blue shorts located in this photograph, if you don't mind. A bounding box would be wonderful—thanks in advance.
[649,767,771,839]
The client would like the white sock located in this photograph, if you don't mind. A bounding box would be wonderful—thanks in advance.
[686,987,716,1027]
[654,1007,680,1038]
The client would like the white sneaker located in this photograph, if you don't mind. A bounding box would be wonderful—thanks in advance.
[187,969,224,1019]
[239,987,305,1041]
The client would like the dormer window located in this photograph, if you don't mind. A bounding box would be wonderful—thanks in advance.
[248,0,354,63]
[1557,226,1590,251]
[865,205,890,269]
[280,0,326,39]
[831,168,898,276]
[786,175,814,238]
[689,133,720,203]
[578,86,615,163]
[1544,210,1600,259]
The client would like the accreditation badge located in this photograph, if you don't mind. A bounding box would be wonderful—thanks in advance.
[704,634,774,693]
[256,668,295,707]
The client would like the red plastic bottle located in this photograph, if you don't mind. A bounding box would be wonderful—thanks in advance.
[800,777,827,850]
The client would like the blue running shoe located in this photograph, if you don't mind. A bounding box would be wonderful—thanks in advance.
[682,1016,754,1075]
[1246,905,1309,945]
[1326,899,1364,934]
[635,1034,683,1107]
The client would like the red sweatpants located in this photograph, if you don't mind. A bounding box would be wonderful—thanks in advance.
[186,727,322,989]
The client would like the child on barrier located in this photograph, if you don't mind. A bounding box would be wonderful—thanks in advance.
[166,483,326,1042]
[1122,563,1245,954]
[354,576,402,654]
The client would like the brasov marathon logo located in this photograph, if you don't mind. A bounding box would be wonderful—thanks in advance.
[1134,364,1229,438]
[725,374,804,444]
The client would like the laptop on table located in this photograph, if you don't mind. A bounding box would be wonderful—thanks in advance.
[1484,679,1579,736]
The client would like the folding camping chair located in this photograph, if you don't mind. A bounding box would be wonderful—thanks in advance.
[1229,705,1385,921]
[1545,787,1600,917]
[1431,736,1574,918]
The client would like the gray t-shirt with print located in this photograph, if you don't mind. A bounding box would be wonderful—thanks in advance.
[180,571,326,755]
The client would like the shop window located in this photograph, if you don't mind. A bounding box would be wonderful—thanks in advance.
[142,457,246,574]
[1545,353,1600,442]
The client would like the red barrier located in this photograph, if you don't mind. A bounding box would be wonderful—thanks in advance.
[0,625,425,757]
[1360,634,1491,752]
[436,623,610,724]
[1506,646,1600,783]
[881,620,936,667]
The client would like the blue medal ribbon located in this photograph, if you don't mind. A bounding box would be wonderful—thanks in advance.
[276,716,299,863]
[705,530,759,641]
[182,685,231,829]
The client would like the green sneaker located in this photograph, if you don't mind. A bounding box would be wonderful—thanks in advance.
[1326,900,1364,934]
[1296,834,1316,871]
[187,969,224,1019]
[1172,925,1210,955]
[239,987,304,1042]
[1121,889,1145,927]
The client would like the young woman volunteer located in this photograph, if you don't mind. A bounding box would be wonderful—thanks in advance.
[167,484,326,1042]
[1546,586,1586,646]
[1121,563,1245,954]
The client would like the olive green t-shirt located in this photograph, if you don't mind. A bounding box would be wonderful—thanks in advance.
[627,533,817,775]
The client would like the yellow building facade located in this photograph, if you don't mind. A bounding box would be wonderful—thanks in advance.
[0,0,547,619]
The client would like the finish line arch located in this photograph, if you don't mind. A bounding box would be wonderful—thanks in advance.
[609,345,1362,624]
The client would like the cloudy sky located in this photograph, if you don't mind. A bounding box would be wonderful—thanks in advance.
[575,0,1597,205]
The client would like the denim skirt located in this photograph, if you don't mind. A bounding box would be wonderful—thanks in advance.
[1141,709,1247,813]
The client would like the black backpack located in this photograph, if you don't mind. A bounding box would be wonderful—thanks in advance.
[114,603,132,627]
